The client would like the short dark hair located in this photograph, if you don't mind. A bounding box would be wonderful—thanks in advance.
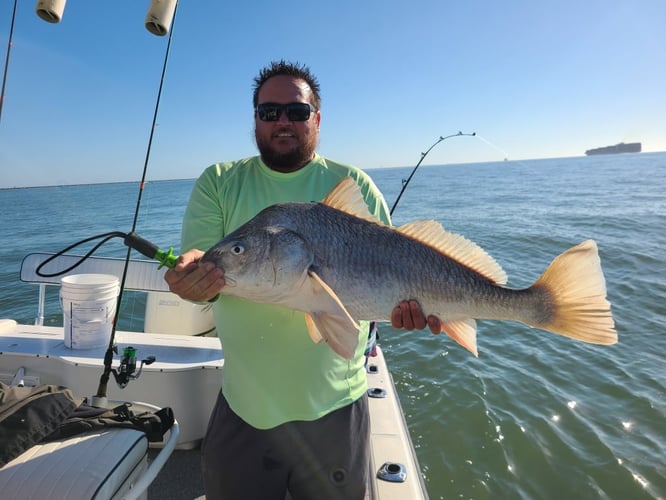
[252,60,321,110]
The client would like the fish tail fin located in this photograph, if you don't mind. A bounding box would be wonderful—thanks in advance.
[530,240,617,345]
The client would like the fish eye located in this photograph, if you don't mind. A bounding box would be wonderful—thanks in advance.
[230,244,244,255]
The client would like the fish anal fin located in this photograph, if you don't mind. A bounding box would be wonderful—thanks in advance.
[303,270,361,359]
[398,221,507,285]
[439,318,479,357]
[321,177,382,224]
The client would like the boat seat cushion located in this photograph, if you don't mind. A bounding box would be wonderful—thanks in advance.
[0,428,148,499]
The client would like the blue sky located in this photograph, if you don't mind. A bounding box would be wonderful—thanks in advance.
[1,0,664,187]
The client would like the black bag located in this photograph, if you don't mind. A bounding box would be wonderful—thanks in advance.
[0,382,174,468]
[0,383,80,467]
[46,401,175,443]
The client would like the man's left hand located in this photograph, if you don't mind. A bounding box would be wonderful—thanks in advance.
[391,300,442,334]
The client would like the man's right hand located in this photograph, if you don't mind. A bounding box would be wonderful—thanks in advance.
[164,249,225,302]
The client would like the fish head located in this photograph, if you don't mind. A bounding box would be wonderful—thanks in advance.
[202,221,314,304]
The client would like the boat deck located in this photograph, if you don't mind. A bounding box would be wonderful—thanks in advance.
[0,321,427,499]
[146,341,426,499]
[148,448,205,499]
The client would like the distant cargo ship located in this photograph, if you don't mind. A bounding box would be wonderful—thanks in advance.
[585,142,641,156]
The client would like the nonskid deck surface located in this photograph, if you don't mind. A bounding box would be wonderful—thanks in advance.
[148,448,205,500]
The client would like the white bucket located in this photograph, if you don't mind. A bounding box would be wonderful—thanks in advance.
[60,274,120,349]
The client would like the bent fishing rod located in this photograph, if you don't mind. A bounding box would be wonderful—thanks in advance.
[390,131,476,216]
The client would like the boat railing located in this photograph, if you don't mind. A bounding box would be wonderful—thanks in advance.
[123,401,180,500]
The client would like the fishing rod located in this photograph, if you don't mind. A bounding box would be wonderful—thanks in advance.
[4,0,181,398]
[34,1,183,398]
[390,131,476,216]
[0,0,18,125]
[94,0,181,403]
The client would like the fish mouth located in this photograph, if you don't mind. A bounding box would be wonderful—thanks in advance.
[199,253,236,287]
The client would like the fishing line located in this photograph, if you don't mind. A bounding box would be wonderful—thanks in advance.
[390,131,476,216]
[473,133,511,161]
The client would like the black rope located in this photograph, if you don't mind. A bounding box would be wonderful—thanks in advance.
[35,231,126,277]
[35,230,176,279]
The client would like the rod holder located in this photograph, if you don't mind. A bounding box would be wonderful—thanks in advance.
[35,0,66,24]
[145,0,178,36]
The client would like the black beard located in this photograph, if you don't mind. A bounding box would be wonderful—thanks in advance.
[256,134,316,172]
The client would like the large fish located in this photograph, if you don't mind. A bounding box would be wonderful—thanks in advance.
[202,177,617,358]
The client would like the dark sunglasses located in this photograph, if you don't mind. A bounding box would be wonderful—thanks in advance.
[255,102,316,122]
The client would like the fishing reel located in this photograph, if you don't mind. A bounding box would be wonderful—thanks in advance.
[111,346,156,389]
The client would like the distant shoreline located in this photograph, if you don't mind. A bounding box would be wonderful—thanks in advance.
[3,151,665,190]
[0,178,197,191]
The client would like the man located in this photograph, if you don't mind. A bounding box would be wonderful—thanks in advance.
[165,60,439,499]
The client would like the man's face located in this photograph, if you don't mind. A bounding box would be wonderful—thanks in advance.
[254,75,321,172]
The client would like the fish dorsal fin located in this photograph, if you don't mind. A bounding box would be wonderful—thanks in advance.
[397,220,508,285]
[323,177,506,284]
[321,177,382,223]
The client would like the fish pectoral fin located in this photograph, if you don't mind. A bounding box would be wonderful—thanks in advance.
[305,311,360,360]
[302,271,361,360]
[440,319,479,357]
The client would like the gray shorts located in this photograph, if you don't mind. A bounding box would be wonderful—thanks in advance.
[201,391,370,500]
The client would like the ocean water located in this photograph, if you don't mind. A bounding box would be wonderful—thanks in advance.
[1,152,665,499]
